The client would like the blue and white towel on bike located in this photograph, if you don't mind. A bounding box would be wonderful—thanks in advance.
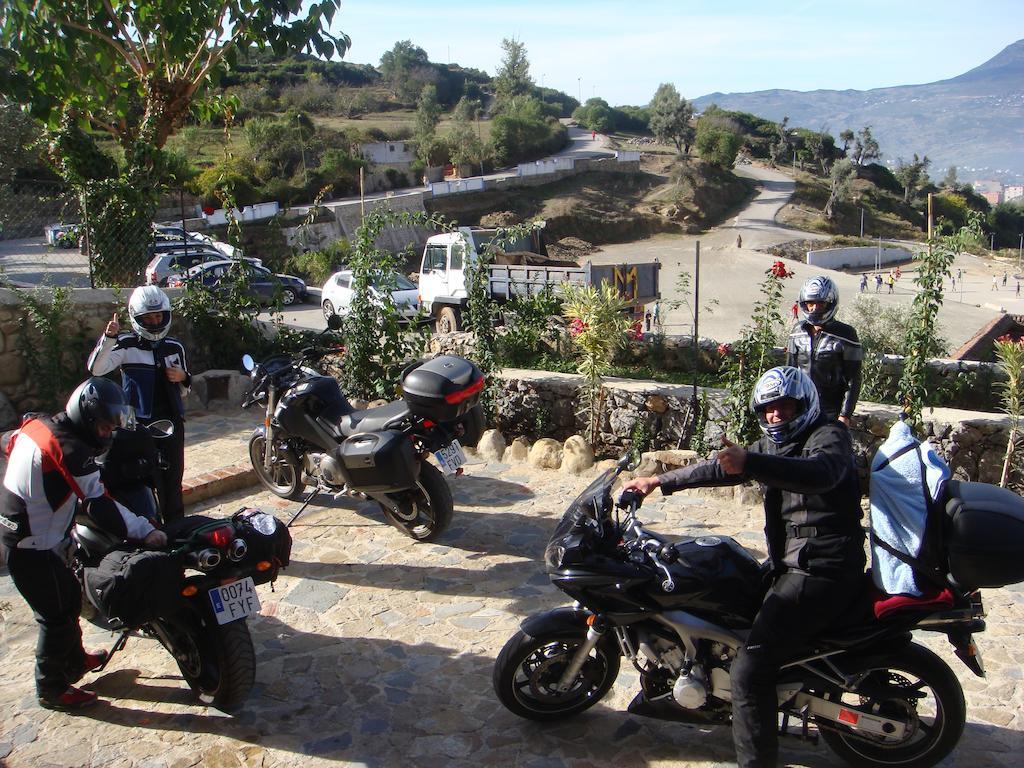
[869,419,950,597]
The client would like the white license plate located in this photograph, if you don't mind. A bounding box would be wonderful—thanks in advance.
[208,577,261,625]
[434,440,467,475]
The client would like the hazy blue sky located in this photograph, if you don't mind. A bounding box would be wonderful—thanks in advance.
[329,1,1021,105]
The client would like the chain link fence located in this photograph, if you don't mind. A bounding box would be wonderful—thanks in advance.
[0,179,199,288]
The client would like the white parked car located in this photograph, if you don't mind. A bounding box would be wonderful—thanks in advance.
[321,269,421,322]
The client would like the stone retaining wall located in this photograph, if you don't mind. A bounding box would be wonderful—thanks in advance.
[491,368,1016,487]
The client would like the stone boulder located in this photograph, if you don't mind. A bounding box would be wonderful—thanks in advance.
[528,438,563,470]
[477,429,507,462]
[561,435,595,474]
[503,436,530,463]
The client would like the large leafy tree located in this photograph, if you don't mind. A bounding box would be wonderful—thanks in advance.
[894,153,931,203]
[379,39,433,102]
[493,37,533,108]
[1,1,347,149]
[648,83,694,154]
[1,1,347,284]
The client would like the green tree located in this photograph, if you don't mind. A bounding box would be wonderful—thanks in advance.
[414,84,442,139]
[838,128,855,154]
[823,158,856,220]
[493,37,533,108]
[379,40,432,102]
[572,98,614,133]
[851,126,880,166]
[694,120,741,168]
[942,165,959,188]
[769,116,790,168]
[648,83,694,154]
[1,0,346,284]
[894,153,931,203]
[898,213,984,424]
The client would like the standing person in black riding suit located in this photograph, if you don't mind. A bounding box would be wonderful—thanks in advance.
[622,366,866,768]
[786,275,862,426]
[88,286,191,522]
[0,378,167,711]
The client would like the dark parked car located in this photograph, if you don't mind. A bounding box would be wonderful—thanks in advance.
[169,260,307,306]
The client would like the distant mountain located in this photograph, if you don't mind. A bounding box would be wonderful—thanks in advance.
[693,40,1024,182]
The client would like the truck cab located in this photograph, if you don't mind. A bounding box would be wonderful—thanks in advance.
[419,231,470,332]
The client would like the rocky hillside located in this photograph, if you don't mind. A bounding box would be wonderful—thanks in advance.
[693,39,1024,180]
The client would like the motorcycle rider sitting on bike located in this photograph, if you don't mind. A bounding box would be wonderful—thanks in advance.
[0,378,168,712]
[88,286,191,522]
[622,366,865,768]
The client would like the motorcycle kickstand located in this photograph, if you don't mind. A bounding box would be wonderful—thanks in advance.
[286,486,320,528]
[92,630,131,673]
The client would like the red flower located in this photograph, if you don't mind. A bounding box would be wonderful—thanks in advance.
[629,321,643,340]
[997,333,1015,344]
[568,318,587,338]
[768,260,794,279]
[202,206,216,216]
[717,343,732,356]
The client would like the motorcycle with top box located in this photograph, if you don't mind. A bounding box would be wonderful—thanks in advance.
[241,323,484,541]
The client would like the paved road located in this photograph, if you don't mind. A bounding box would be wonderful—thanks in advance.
[2,452,1022,767]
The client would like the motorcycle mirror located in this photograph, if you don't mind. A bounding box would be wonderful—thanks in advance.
[618,452,641,473]
[326,313,343,331]
[241,354,255,372]
[147,419,175,438]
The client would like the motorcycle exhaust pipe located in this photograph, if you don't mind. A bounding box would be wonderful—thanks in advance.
[227,538,247,562]
[191,547,222,570]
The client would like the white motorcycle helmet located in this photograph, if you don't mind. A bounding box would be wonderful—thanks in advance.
[128,285,172,342]
[798,275,839,326]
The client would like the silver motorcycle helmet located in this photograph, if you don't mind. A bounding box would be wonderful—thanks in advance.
[749,366,821,444]
[798,275,839,325]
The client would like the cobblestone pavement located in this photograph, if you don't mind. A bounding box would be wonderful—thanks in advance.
[2,440,1023,767]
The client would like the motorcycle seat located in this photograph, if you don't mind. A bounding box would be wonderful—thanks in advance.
[338,400,411,437]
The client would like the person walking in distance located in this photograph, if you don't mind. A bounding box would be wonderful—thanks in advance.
[874,273,882,292]
[786,275,862,426]
[737,233,743,249]
[622,367,865,768]
[88,286,190,523]
[1,378,167,711]
[887,273,895,293]
[859,274,868,293]
[992,275,999,291]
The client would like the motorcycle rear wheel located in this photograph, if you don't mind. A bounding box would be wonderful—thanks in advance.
[153,610,255,714]
[248,432,304,500]
[379,461,452,542]
[493,628,621,721]
[817,643,965,768]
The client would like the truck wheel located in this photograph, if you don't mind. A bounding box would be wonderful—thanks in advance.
[435,306,460,334]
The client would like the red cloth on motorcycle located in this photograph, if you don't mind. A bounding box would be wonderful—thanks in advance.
[871,584,954,620]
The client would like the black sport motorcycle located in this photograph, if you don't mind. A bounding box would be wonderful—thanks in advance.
[493,455,989,768]
[241,324,484,542]
[73,420,291,713]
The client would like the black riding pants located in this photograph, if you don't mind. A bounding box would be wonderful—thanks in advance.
[731,570,862,768]
[4,545,86,698]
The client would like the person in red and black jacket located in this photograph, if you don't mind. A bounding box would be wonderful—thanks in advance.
[0,378,166,712]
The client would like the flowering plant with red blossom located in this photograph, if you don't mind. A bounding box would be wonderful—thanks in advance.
[768,261,795,279]
[716,343,732,357]
[629,320,644,340]
[568,317,587,338]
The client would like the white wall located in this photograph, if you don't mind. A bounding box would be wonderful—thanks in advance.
[203,201,280,226]
[806,246,916,270]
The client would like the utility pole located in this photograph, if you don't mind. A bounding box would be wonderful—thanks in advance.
[860,207,864,239]
[691,241,701,445]
[577,77,581,103]
[1019,233,1023,269]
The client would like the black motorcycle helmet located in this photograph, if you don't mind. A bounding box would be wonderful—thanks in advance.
[65,377,136,450]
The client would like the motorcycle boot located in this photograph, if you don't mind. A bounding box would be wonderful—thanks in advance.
[38,685,99,712]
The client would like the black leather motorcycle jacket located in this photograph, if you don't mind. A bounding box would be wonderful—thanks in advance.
[657,415,865,576]
[785,320,862,420]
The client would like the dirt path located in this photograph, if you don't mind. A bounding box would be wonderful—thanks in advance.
[590,165,1010,350]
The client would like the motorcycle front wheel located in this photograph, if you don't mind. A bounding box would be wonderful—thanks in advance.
[493,628,621,721]
[378,461,452,542]
[152,610,255,714]
[248,432,304,500]
[817,643,966,768]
